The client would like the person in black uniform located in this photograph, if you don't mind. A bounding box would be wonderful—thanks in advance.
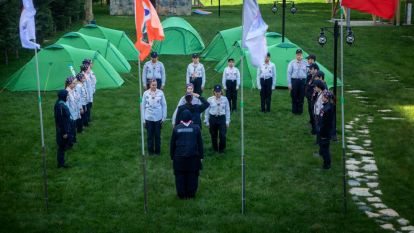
[306,63,319,134]
[170,110,204,199]
[175,92,210,128]
[54,90,71,168]
[318,91,335,169]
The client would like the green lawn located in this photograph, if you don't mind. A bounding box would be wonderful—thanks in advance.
[1,3,414,232]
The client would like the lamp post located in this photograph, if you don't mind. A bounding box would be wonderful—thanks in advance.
[272,0,296,42]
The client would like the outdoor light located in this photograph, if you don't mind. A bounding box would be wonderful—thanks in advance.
[290,2,297,14]
[346,29,355,45]
[318,28,327,46]
[272,1,278,14]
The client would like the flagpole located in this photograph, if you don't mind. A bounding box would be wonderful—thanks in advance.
[241,55,246,215]
[34,46,48,211]
[340,2,347,214]
[138,59,148,214]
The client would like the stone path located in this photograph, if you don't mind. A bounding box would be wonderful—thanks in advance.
[345,89,413,232]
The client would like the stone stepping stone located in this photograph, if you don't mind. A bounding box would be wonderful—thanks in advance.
[389,79,400,82]
[367,197,382,203]
[356,96,369,99]
[374,190,383,195]
[365,211,380,218]
[362,164,378,172]
[381,224,395,231]
[348,171,366,178]
[378,109,393,113]
[401,226,414,231]
[360,101,369,104]
[346,160,361,165]
[359,205,372,211]
[379,209,399,217]
[348,180,361,187]
[364,139,372,144]
[357,129,370,134]
[372,203,388,209]
[365,175,378,180]
[347,164,360,171]
[363,144,371,147]
[347,90,365,94]
[346,152,353,156]
[348,145,364,150]
[353,150,374,155]
[347,137,359,141]
[398,218,410,226]
[356,178,369,182]
[355,117,360,121]
[345,125,353,129]
[349,187,373,197]
[367,182,379,188]
[382,117,405,121]
[348,140,356,145]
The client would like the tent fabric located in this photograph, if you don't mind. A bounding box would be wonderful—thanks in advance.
[152,17,205,55]
[4,44,124,91]
[215,41,338,89]
[78,24,139,61]
[56,32,131,73]
[201,26,242,61]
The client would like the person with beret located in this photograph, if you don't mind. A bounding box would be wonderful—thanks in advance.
[170,109,204,199]
[186,53,206,95]
[75,72,88,131]
[175,92,210,128]
[257,52,276,112]
[287,49,308,114]
[172,83,202,127]
[54,90,71,168]
[65,76,80,146]
[142,79,167,155]
[142,52,166,90]
[205,85,231,153]
[80,64,93,126]
[318,91,335,169]
[306,63,320,135]
[222,58,240,112]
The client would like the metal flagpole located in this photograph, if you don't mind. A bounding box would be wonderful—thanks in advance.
[241,55,246,215]
[340,3,347,214]
[34,46,48,211]
[138,59,148,213]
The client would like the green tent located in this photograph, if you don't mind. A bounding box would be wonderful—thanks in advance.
[56,32,131,73]
[215,42,337,89]
[78,24,138,61]
[200,26,242,61]
[4,44,124,91]
[152,17,205,55]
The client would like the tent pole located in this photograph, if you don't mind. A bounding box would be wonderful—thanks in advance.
[34,46,48,212]
[138,59,148,214]
[340,2,347,215]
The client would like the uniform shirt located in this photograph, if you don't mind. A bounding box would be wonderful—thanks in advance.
[171,96,202,125]
[142,61,166,87]
[142,89,167,122]
[205,96,231,125]
[65,87,80,120]
[75,83,88,106]
[89,70,97,94]
[256,62,276,89]
[287,59,307,86]
[84,72,93,103]
[314,91,324,116]
[186,62,206,87]
[222,67,241,89]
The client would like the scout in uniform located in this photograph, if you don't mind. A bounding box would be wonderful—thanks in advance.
[65,76,80,146]
[257,53,276,112]
[142,52,166,90]
[186,54,205,95]
[287,49,308,114]
[54,90,71,168]
[172,83,202,127]
[318,91,335,169]
[222,58,240,112]
[75,72,88,130]
[175,92,210,128]
[306,63,320,134]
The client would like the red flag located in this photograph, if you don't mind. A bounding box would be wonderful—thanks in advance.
[341,0,398,19]
[134,0,164,61]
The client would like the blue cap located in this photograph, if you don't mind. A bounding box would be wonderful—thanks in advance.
[192,53,199,58]
[150,52,158,58]
[214,84,222,92]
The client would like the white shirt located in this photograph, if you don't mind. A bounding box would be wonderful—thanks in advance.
[186,62,206,87]
[287,59,307,86]
[84,72,93,103]
[142,89,167,122]
[256,62,276,90]
[142,61,166,87]
[205,96,231,125]
[75,83,88,106]
[66,87,80,120]
[314,91,324,116]
[222,66,241,89]
[89,70,97,94]
[171,96,202,125]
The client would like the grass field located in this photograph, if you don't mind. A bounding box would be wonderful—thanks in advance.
[1,2,414,232]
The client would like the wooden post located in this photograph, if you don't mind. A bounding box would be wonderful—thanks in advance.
[396,0,401,26]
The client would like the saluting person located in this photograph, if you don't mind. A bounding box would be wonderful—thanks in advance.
[222,58,240,112]
[142,52,166,90]
[83,59,97,122]
[186,54,205,95]
[175,92,209,128]
[172,83,202,127]
[142,79,167,155]
[205,85,231,153]
[287,49,307,114]
[257,53,276,113]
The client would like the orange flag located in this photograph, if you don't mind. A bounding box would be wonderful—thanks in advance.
[134,0,164,61]
[342,0,398,19]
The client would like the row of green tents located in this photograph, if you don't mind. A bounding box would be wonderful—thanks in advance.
[4,24,139,91]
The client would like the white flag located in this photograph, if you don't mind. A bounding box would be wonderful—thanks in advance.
[19,0,40,49]
[242,0,268,67]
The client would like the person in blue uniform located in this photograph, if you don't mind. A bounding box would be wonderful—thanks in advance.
[222,58,240,112]
[170,110,204,199]
[205,85,231,153]
[186,54,206,95]
[318,91,335,169]
[54,90,71,168]
[142,52,166,90]
[257,53,276,112]
[287,49,307,114]
[175,92,210,128]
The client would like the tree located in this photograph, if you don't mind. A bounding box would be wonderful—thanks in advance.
[85,0,94,23]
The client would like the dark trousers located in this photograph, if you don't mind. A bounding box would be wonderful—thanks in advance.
[315,115,320,144]
[291,79,306,114]
[331,105,337,139]
[76,118,83,133]
[86,102,92,122]
[146,79,162,89]
[209,115,227,152]
[68,119,77,145]
[82,105,88,127]
[307,98,316,133]
[191,77,202,95]
[260,78,272,112]
[174,170,199,199]
[319,138,331,168]
[226,80,237,111]
[146,120,162,154]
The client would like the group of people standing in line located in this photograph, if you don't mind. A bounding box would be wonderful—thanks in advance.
[54,49,336,198]
[54,59,96,168]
